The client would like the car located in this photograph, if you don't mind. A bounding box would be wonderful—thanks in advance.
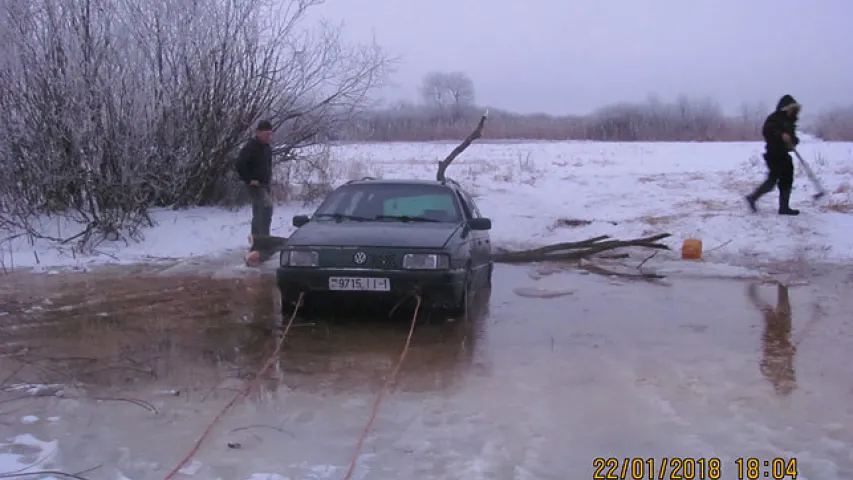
[276,177,493,315]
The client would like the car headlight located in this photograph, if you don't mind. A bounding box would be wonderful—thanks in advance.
[402,253,449,270]
[280,249,319,267]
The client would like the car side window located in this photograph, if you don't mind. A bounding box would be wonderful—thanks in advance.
[461,191,482,218]
[454,190,474,220]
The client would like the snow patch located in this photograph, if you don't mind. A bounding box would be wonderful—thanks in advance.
[3,140,852,273]
[0,433,59,477]
[245,463,344,480]
[178,460,203,475]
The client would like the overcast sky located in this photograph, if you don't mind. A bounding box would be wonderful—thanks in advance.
[311,0,852,116]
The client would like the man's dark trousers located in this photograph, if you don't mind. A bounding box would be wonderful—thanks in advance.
[750,152,795,206]
[248,184,273,237]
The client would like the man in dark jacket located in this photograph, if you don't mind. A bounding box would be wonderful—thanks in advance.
[745,95,802,215]
[235,120,275,241]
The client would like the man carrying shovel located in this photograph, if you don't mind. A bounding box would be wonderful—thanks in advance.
[745,95,802,215]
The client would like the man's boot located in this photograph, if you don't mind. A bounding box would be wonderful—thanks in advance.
[745,194,758,213]
[778,187,800,215]
[746,179,775,213]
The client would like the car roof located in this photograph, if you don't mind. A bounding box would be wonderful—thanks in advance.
[342,177,463,189]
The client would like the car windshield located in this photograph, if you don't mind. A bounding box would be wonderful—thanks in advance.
[314,183,462,223]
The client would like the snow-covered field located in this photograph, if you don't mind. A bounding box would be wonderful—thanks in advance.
[3,138,852,274]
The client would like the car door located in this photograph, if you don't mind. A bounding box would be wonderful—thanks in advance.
[455,190,488,276]
[462,191,491,271]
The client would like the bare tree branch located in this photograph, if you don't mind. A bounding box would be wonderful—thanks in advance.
[492,233,671,263]
[436,110,488,182]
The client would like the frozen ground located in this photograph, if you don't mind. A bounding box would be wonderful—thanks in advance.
[2,138,852,276]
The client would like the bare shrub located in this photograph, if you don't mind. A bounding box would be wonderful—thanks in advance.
[345,158,384,182]
[810,106,853,141]
[279,146,342,206]
[346,159,369,182]
[636,176,660,184]
[0,0,390,250]
[582,96,749,141]
[339,93,763,142]
[824,201,853,214]
[641,214,683,226]
[341,102,587,141]
[517,152,535,173]
[823,181,853,213]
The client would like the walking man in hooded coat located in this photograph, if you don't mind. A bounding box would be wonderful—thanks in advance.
[746,95,802,215]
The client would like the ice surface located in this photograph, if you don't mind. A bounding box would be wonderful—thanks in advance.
[0,433,59,478]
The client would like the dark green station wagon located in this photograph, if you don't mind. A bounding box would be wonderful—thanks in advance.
[277,177,493,314]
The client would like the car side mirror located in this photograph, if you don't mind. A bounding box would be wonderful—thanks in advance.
[469,217,491,231]
[292,214,310,228]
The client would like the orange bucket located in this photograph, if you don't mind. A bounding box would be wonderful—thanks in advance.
[681,238,703,260]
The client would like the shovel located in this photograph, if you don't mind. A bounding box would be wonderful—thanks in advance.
[792,148,826,200]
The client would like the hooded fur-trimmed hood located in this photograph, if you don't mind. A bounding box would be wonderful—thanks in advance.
[776,94,801,112]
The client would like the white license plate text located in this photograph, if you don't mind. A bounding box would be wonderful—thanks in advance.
[328,277,391,292]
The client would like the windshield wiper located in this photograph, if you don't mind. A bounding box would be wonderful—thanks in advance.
[373,215,441,223]
[315,213,371,222]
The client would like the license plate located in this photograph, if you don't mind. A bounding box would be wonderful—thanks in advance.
[328,277,390,292]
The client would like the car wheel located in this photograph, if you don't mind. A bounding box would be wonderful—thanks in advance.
[449,268,472,316]
[486,261,493,287]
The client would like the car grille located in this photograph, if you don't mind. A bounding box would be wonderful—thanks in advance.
[319,248,400,270]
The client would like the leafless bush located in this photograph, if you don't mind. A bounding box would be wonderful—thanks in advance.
[583,96,754,141]
[0,0,390,250]
[810,106,853,141]
[338,95,763,142]
[278,145,343,206]
[340,102,587,141]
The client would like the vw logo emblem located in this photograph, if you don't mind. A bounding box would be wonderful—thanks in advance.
[353,251,367,265]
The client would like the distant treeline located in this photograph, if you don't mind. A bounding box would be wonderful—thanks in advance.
[336,98,853,142]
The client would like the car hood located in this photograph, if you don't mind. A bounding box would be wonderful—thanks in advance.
[288,220,460,248]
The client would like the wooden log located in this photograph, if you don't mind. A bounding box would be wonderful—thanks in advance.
[492,233,671,263]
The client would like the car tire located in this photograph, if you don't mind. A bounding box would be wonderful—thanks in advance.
[449,268,472,316]
[486,261,493,287]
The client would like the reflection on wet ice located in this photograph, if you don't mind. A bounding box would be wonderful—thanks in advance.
[0,271,488,397]
[747,283,797,396]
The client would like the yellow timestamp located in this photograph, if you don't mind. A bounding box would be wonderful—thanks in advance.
[735,457,798,479]
[591,457,799,479]
[592,457,722,479]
